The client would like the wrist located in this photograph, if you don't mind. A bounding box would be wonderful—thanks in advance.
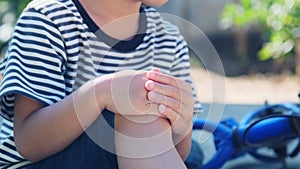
[71,78,107,130]
[93,75,112,112]
[172,120,193,143]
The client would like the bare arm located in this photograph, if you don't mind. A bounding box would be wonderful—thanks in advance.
[14,79,104,162]
[13,71,161,162]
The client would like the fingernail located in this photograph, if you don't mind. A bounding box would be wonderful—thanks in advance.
[148,91,155,100]
[158,104,166,113]
[145,80,154,90]
[148,81,154,89]
[148,71,156,78]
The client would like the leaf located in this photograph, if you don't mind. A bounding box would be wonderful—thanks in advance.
[258,46,273,60]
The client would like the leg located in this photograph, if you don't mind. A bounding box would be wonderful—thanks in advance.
[115,115,187,169]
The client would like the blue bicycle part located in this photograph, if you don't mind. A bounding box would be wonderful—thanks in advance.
[192,100,300,169]
[240,103,300,126]
[193,119,234,169]
[240,103,300,162]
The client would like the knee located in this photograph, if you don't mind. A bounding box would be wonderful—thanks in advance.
[114,115,174,158]
[115,115,172,138]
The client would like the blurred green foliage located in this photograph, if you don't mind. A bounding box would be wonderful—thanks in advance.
[220,0,300,61]
[0,0,31,49]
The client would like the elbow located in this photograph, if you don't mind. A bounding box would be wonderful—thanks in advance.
[14,132,41,162]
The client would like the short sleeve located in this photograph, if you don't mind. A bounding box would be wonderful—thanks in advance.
[0,8,66,120]
[170,34,202,115]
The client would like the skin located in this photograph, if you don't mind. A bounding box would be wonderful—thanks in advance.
[13,0,195,168]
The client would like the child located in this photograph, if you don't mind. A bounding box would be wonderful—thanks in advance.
[0,0,202,168]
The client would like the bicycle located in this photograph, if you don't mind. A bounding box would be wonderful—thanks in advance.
[193,94,300,169]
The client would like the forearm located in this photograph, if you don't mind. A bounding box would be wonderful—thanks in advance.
[173,129,192,161]
[14,79,106,162]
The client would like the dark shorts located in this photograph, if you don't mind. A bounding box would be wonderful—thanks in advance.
[26,110,203,169]
[26,109,118,169]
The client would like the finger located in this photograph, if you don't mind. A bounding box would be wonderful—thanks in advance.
[148,90,194,121]
[144,102,167,118]
[159,105,178,126]
[159,105,189,134]
[145,80,191,102]
[151,68,161,73]
[148,91,182,113]
[158,104,167,114]
[147,71,191,92]
[145,80,178,97]
[158,104,191,125]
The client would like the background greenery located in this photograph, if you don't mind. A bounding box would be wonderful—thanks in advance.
[220,0,300,74]
[0,0,30,51]
[1,0,299,75]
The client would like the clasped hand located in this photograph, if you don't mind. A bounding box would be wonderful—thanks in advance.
[103,69,194,136]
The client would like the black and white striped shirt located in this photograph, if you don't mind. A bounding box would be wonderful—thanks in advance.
[0,0,201,167]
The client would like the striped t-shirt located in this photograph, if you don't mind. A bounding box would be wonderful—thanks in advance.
[0,0,201,167]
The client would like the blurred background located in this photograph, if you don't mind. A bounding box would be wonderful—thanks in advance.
[0,0,300,104]
[159,0,299,75]
[158,0,300,104]
[0,0,300,169]
[0,0,299,104]
[159,1,300,168]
